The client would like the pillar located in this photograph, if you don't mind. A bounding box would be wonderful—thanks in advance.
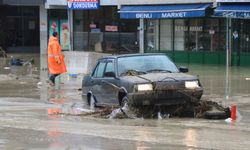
[139,19,144,53]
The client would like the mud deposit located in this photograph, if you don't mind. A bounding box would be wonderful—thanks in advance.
[51,99,230,120]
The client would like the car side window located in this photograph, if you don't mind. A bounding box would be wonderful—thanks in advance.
[93,62,106,78]
[103,60,115,77]
[105,61,114,73]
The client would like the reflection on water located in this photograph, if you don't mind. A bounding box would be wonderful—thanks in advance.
[47,116,64,149]
[179,64,250,97]
[135,128,152,150]
[184,128,198,148]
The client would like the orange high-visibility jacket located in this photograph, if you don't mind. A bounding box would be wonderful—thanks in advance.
[48,36,67,74]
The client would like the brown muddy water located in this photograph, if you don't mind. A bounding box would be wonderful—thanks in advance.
[0,54,250,150]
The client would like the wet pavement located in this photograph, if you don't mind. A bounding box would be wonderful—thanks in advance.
[0,54,250,149]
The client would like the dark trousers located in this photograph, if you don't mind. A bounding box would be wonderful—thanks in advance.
[49,74,59,84]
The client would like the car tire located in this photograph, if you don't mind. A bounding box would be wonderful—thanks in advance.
[204,109,230,119]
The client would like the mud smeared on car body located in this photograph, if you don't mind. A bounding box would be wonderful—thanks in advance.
[80,53,231,119]
[82,53,203,107]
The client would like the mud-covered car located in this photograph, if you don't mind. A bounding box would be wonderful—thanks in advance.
[82,53,203,107]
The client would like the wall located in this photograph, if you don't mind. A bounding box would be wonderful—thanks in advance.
[40,5,48,55]
[101,0,118,6]
[118,0,214,5]
[46,0,67,6]
[46,0,118,6]
[2,0,43,5]
[64,51,109,74]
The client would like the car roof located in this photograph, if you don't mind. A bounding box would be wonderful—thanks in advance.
[99,53,167,60]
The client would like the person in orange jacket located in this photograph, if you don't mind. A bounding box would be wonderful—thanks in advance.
[48,32,67,85]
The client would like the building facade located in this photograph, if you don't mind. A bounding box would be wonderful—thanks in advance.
[0,0,43,52]
[1,0,250,66]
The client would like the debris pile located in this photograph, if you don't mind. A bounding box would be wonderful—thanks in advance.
[60,100,231,120]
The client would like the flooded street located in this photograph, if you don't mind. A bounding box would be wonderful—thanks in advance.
[0,54,250,149]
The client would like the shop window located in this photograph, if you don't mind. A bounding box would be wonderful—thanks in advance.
[173,18,226,52]
[73,11,89,50]
[201,18,223,52]
[160,20,173,51]
[120,19,139,53]
[145,20,159,52]
[188,19,204,51]
[48,10,69,50]
[73,7,139,53]
[235,19,250,53]
[174,19,188,51]
[5,6,39,47]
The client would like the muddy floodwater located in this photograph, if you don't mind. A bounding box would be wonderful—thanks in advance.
[0,54,250,149]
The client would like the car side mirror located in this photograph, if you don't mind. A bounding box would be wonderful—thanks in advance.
[179,66,189,73]
[104,72,116,78]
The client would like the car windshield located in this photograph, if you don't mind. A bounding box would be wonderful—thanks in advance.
[117,55,179,76]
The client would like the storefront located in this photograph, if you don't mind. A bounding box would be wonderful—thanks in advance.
[119,1,250,66]
[59,0,139,53]
[0,4,41,53]
[48,9,70,50]
[214,0,250,66]
[43,0,250,66]
[142,18,227,64]
[72,6,139,53]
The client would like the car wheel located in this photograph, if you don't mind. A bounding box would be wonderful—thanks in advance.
[121,96,129,108]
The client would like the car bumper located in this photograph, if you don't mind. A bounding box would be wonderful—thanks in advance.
[127,88,203,106]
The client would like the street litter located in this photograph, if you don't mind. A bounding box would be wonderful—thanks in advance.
[10,56,34,66]
[109,103,137,119]
[19,82,27,84]
[37,82,43,86]
[69,74,78,78]
[4,67,10,70]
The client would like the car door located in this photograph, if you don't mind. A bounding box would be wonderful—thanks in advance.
[89,60,106,103]
[100,59,118,105]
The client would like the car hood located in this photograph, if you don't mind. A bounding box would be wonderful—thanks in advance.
[120,73,198,83]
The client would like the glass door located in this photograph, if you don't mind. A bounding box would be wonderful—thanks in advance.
[145,20,159,52]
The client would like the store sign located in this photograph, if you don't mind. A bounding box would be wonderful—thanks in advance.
[217,0,250,2]
[133,12,188,19]
[209,30,215,35]
[175,26,203,32]
[105,25,118,32]
[67,0,99,10]
[121,11,206,19]
[216,11,250,19]
[90,24,96,29]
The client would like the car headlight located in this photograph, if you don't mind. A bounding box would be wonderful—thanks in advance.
[185,81,200,89]
[136,84,153,91]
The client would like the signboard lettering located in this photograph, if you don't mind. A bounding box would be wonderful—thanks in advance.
[68,0,99,9]
[105,25,118,32]
[162,12,186,18]
[120,10,205,19]
[136,13,152,19]
[217,0,250,2]
[220,11,250,19]
[175,26,203,32]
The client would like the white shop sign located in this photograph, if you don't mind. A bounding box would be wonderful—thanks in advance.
[217,0,250,2]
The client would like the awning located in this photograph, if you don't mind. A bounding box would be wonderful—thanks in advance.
[214,3,250,19]
[119,3,212,19]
